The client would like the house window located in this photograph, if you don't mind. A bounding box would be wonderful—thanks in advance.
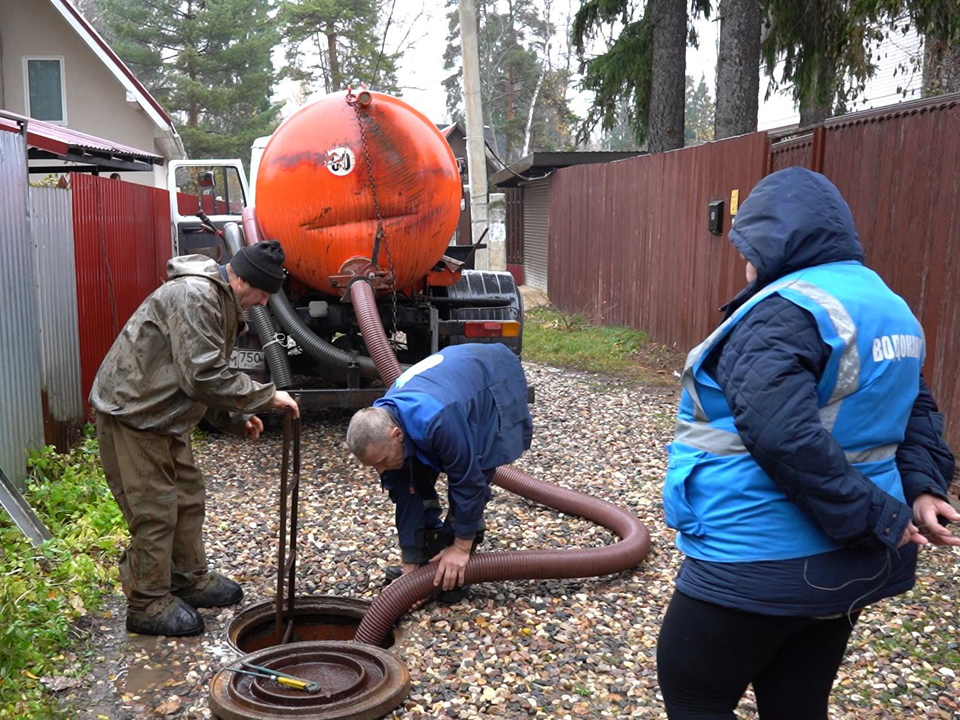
[24,57,66,123]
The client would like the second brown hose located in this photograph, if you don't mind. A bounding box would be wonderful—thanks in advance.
[355,465,650,646]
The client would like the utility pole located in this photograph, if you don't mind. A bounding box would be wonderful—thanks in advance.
[459,0,493,270]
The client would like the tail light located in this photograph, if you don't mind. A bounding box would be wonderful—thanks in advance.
[464,321,521,338]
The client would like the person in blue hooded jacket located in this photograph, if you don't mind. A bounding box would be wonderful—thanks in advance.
[346,343,533,594]
[657,167,958,719]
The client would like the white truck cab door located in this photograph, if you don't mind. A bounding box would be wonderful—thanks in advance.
[167,159,249,260]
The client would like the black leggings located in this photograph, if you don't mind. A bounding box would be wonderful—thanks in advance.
[657,591,858,720]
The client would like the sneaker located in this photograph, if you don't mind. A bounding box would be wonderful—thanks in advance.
[174,571,243,608]
[126,596,204,636]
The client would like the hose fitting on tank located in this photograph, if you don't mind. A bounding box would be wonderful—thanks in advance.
[345,85,373,109]
[329,257,394,298]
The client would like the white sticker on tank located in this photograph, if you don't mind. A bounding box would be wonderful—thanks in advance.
[326,147,355,176]
[394,354,444,389]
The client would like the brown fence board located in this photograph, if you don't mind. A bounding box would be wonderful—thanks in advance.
[770,133,814,172]
[73,174,172,403]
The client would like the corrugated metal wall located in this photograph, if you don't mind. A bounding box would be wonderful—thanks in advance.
[30,186,84,450]
[0,130,46,487]
[548,133,769,350]
[522,179,550,291]
[815,95,960,449]
[72,174,172,403]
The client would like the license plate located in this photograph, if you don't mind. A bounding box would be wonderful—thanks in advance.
[230,349,265,371]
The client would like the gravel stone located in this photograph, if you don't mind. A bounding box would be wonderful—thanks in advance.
[59,362,959,719]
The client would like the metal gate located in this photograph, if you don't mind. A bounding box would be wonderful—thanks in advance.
[522,179,550,292]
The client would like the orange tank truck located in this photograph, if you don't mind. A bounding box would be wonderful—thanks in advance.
[180,90,524,410]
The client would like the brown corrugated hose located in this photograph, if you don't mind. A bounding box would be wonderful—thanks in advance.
[348,278,651,648]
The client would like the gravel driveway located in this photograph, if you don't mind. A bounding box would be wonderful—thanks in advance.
[62,362,959,719]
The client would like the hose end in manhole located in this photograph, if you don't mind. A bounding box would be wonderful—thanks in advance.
[209,641,409,720]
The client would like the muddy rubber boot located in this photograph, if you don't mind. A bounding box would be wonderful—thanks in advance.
[126,596,204,637]
[383,566,404,586]
[174,571,243,609]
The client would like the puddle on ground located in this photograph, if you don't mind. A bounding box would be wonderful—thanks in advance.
[113,632,203,697]
[122,661,180,695]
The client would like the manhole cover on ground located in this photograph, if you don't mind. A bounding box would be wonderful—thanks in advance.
[209,641,409,720]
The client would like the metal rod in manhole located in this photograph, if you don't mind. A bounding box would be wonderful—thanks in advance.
[276,406,301,644]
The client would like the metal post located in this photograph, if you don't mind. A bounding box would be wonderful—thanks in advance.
[285,415,301,642]
[276,408,291,642]
[459,0,490,270]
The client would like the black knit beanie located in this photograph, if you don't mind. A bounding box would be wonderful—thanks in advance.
[230,240,286,294]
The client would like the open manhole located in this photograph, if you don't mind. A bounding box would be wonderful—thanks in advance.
[208,640,409,720]
[226,596,397,654]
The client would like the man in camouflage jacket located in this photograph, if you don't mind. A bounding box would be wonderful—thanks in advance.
[91,241,299,636]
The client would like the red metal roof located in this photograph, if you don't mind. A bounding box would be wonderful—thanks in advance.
[0,111,163,164]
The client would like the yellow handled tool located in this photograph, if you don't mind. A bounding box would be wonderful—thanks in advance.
[225,662,322,694]
[275,676,310,691]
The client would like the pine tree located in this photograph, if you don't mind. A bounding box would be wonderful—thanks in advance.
[572,0,710,152]
[101,0,281,167]
[760,0,899,126]
[443,0,577,163]
[714,0,761,139]
[870,0,960,96]
[685,75,715,144]
[280,0,400,95]
[586,100,646,150]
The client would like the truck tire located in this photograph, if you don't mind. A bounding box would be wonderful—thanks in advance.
[444,270,523,355]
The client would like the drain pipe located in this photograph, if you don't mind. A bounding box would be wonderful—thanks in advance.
[347,277,651,648]
[223,223,294,389]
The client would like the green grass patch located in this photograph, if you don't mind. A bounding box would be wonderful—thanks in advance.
[0,430,127,719]
[523,307,673,384]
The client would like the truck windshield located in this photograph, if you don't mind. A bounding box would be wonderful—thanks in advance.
[175,165,246,216]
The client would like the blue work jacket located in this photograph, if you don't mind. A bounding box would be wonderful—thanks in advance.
[374,343,533,540]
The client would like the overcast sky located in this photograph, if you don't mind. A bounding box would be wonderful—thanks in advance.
[277,2,925,137]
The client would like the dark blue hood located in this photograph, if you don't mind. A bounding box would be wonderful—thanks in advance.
[729,167,864,289]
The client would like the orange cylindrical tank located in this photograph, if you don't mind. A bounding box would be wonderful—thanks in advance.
[255,91,462,295]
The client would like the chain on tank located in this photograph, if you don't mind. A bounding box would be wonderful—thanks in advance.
[346,87,400,348]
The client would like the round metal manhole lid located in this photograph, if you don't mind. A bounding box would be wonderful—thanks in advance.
[209,641,409,720]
